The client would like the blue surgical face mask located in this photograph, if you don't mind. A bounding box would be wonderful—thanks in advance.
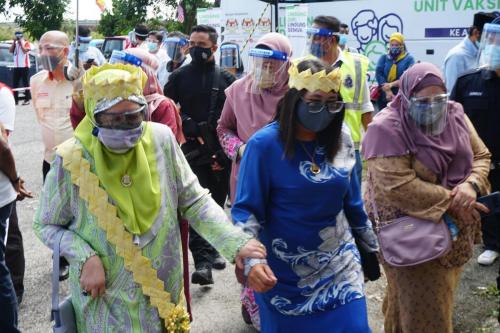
[339,34,348,46]
[78,43,89,52]
[482,44,500,69]
[148,42,159,53]
[97,124,144,153]
[310,42,326,59]
[296,99,338,133]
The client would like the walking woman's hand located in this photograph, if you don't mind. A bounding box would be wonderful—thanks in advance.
[80,255,106,298]
[235,239,267,270]
[248,264,277,293]
[450,182,477,211]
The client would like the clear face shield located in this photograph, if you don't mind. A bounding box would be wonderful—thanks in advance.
[247,48,288,93]
[38,43,66,72]
[407,93,449,136]
[165,37,188,62]
[477,23,500,71]
[220,43,241,72]
[78,36,92,52]
[305,28,338,59]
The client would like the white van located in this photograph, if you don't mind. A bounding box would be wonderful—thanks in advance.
[220,0,499,80]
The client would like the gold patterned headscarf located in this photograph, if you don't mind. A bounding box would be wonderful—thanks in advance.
[74,63,160,236]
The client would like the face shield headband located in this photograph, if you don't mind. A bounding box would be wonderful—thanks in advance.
[248,48,288,93]
[306,28,339,58]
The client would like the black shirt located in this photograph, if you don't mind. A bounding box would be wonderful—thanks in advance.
[165,60,235,127]
[164,59,235,165]
[451,68,500,163]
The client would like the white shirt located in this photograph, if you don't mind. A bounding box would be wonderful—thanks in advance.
[152,48,169,88]
[30,70,74,163]
[0,86,16,132]
[0,86,17,208]
[332,48,374,114]
[13,40,31,68]
[68,45,106,66]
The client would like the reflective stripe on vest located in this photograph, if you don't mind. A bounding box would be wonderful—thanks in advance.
[340,52,369,144]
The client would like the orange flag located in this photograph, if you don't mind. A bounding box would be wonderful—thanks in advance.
[96,0,105,12]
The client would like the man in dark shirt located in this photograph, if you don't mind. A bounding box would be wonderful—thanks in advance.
[165,25,235,285]
[451,21,500,267]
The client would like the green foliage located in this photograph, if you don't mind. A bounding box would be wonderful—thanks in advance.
[2,0,216,40]
[97,0,153,36]
[10,0,69,40]
[0,25,18,42]
[0,0,8,15]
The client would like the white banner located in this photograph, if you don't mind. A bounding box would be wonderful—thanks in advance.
[285,4,308,59]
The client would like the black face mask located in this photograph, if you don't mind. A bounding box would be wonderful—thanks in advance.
[190,46,213,63]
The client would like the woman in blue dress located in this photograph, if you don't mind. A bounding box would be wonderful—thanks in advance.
[233,57,378,332]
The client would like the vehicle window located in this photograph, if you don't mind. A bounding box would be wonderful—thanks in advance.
[0,47,12,62]
[29,54,36,68]
[103,39,124,58]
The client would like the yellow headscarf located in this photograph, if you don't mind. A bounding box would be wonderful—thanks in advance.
[74,64,161,235]
[387,32,408,83]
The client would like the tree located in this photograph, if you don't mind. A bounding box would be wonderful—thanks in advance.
[173,0,213,33]
[98,0,153,36]
[10,0,68,40]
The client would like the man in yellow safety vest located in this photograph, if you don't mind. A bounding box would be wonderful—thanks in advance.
[307,15,374,184]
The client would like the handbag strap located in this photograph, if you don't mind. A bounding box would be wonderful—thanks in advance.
[366,170,381,225]
[51,230,65,323]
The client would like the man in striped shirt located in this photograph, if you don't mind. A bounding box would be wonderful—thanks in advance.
[8,32,31,105]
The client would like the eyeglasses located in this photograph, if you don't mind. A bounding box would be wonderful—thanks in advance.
[410,93,448,106]
[94,106,146,130]
[302,98,345,114]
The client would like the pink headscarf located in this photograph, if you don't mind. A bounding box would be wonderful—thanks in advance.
[124,48,184,143]
[223,33,292,142]
[362,62,473,188]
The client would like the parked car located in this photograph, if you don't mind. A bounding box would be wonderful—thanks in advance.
[90,39,104,51]
[102,36,128,60]
[0,42,40,96]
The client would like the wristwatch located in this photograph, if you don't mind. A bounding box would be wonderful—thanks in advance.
[467,180,481,197]
[244,258,268,277]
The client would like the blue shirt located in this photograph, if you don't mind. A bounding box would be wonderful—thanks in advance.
[376,52,415,86]
[443,37,479,92]
[232,122,377,325]
[68,45,106,66]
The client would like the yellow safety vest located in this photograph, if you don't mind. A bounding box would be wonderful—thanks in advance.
[339,51,370,144]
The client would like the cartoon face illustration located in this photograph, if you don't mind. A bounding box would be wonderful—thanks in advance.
[378,14,403,44]
[350,9,404,55]
[351,9,378,47]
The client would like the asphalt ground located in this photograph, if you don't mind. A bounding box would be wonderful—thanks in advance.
[9,103,500,332]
